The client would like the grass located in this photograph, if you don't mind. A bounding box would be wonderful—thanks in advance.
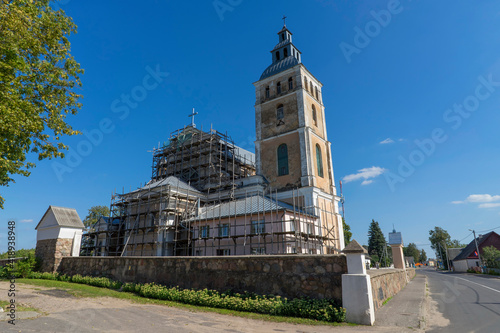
[0,299,38,312]
[382,296,393,306]
[15,279,354,327]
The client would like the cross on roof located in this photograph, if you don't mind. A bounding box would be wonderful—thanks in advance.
[282,15,287,26]
[188,108,198,128]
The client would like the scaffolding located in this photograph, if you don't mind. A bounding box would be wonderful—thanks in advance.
[81,126,341,257]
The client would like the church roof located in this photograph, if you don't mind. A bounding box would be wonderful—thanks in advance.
[130,176,202,195]
[260,56,300,80]
[186,195,315,222]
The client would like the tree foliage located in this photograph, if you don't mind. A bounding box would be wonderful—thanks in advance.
[0,0,83,208]
[83,205,110,228]
[403,242,420,263]
[420,249,427,263]
[428,227,462,269]
[342,217,352,247]
[368,219,386,259]
[482,246,500,268]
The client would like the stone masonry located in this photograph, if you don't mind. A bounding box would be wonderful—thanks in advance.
[35,238,74,273]
[369,268,416,311]
[58,255,347,301]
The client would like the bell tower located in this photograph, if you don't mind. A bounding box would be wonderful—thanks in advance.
[253,23,344,252]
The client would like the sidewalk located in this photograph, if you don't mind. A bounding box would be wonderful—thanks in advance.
[374,272,427,330]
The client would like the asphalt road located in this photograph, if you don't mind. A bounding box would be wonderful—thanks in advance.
[420,267,500,333]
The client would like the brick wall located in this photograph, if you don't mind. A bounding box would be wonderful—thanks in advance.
[368,268,416,311]
[58,255,347,301]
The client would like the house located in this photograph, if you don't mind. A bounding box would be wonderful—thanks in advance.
[452,231,500,272]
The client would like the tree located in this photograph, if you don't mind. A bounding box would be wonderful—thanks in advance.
[482,246,500,268]
[449,239,466,248]
[403,242,420,263]
[429,227,454,269]
[420,249,427,263]
[83,205,110,229]
[0,0,83,208]
[342,218,352,246]
[368,219,386,260]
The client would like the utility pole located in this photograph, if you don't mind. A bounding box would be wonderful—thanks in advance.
[469,229,482,268]
[442,242,450,271]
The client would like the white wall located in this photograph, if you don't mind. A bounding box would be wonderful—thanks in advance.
[453,260,468,272]
[37,226,83,241]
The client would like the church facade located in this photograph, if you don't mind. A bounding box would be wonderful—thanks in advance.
[82,24,344,257]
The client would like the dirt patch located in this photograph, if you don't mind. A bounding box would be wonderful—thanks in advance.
[36,289,74,298]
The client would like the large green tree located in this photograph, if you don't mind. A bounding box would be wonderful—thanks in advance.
[368,219,386,259]
[482,246,500,268]
[83,205,110,229]
[420,249,427,263]
[342,217,352,247]
[0,0,83,208]
[403,242,420,263]
[428,227,463,269]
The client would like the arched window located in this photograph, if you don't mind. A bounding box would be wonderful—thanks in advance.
[315,87,319,100]
[288,77,293,90]
[277,144,289,176]
[276,104,284,120]
[304,77,308,91]
[284,48,288,57]
[312,105,317,126]
[310,82,313,93]
[276,51,280,61]
[277,81,281,94]
[281,33,285,41]
[316,144,324,178]
[265,86,270,98]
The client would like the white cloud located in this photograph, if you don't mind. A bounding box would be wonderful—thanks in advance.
[452,194,500,204]
[479,203,500,209]
[343,166,386,185]
[20,219,33,223]
[379,138,394,144]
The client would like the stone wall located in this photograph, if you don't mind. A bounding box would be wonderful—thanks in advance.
[0,258,26,267]
[58,255,347,301]
[36,238,73,272]
[368,268,416,311]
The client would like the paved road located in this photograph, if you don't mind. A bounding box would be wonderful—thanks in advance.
[419,267,500,332]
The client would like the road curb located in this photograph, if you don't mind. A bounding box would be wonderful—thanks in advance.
[419,275,428,330]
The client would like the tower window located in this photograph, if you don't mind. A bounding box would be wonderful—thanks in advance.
[316,144,324,178]
[315,87,319,100]
[276,104,284,120]
[276,51,280,61]
[277,82,281,94]
[288,77,293,90]
[277,144,289,176]
[281,33,285,41]
[265,86,270,98]
[304,77,308,91]
[310,82,313,94]
[284,48,288,57]
[312,105,317,126]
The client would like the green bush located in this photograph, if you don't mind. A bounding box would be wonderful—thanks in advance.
[24,272,345,322]
[0,253,39,278]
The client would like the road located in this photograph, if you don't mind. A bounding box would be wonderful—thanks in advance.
[420,267,500,332]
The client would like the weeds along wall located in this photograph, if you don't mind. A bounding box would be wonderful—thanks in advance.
[58,255,347,301]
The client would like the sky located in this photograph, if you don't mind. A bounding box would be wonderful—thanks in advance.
[2,0,500,258]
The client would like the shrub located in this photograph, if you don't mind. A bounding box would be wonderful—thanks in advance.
[23,273,346,322]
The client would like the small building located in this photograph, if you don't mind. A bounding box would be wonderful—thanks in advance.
[35,206,85,271]
[427,259,436,267]
[405,256,415,268]
[452,231,500,272]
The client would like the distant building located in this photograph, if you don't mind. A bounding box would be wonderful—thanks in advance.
[452,231,500,272]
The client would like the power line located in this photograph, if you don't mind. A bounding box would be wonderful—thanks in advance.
[477,225,500,233]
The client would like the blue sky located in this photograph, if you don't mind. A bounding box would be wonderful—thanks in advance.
[2,0,500,258]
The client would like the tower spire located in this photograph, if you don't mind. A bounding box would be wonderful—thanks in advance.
[282,15,287,27]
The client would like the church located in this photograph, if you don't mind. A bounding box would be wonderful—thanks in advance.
[82,23,345,257]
